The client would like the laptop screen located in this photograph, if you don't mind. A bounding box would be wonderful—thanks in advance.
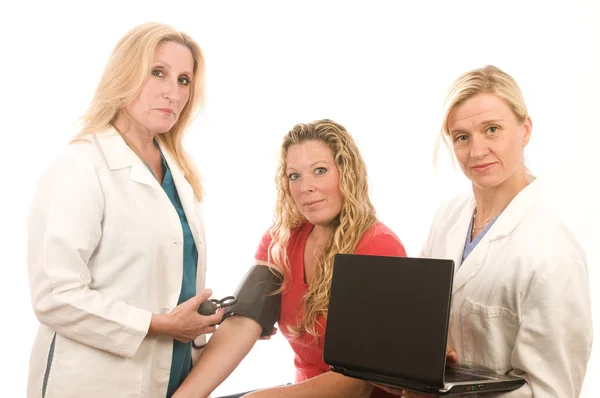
[323,254,454,388]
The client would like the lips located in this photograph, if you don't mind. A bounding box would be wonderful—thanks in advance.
[304,199,324,207]
[155,108,174,115]
[472,162,495,171]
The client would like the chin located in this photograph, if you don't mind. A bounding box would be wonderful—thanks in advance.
[470,174,506,190]
[304,214,332,227]
[147,119,176,134]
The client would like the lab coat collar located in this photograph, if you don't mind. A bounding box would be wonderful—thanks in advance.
[450,173,543,294]
[94,127,162,191]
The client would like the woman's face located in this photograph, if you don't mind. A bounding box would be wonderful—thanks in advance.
[122,41,194,136]
[286,140,343,227]
[448,93,532,190]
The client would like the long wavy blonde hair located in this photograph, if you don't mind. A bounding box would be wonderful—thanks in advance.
[268,119,377,338]
[436,65,529,166]
[72,22,205,200]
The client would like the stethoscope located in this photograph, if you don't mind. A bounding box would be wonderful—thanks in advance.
[192,296,238,349]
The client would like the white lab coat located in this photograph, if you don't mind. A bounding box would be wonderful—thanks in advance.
[27,127,207,398]
[422,175,593,397]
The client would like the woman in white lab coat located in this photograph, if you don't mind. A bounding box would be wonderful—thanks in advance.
[393,65,593,397]
[27,22,223,398]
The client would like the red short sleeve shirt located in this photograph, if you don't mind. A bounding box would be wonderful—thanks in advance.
[255,222,406,397]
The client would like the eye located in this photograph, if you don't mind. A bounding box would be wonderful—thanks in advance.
[288,172,300,181]
[486,125,499,134]
[178,75,191,86]
[453,134,469,143]
[151,68,164,78]
[315,167,327,175]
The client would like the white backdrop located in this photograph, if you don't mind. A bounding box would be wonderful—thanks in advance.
[1,1,598,396]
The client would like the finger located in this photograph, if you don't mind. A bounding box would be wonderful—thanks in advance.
[187,288,213,308]
[446,350,459,365]
[201,311,224,325]
[200,325,217,335]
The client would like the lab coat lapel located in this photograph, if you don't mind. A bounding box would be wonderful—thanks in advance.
[95,127,162,191]
[451,174,543,295]
[447,196,481,294]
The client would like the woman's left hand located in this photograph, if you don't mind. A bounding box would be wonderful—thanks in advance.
[258,326,278,340]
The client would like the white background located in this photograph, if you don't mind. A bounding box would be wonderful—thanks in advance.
[1,1,598,396]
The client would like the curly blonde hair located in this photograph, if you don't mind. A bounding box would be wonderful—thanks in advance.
[268,119,377,338]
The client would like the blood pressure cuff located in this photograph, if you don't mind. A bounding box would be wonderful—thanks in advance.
[222,265,283,336]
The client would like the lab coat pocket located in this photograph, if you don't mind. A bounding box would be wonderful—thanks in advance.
[460,298,518,374]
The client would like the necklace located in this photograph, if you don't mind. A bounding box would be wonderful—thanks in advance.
[472,208,495,231]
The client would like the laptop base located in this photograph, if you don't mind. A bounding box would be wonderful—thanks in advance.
[331,366,525,395]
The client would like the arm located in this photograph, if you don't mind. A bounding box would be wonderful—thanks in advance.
[174,315,262,398]
[27,148,152,358]
[484,256,593,398]
[243,371,373,398]
[27,148,221,357]
[418,256,593,398]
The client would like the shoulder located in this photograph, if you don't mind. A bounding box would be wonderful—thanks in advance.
[514,202,587,270]
[355,222,407,256]
[254,224,311,260]
[38,137,105,188]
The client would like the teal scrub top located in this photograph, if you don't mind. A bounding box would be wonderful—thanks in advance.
[153,149,198,397]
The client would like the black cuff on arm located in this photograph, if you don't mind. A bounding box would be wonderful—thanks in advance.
[222,265,283,336]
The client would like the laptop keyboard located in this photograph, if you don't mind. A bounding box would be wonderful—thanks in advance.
[445,368,487,382]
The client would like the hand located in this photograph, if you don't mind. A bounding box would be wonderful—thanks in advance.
[371,350,458,397]
[446,349,458,366]
[259,326,278,340]
[150,289,224,343]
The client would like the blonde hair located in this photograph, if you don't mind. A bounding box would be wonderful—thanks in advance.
[437,65,529,165]
[72,22,205,200]
[268,119,377,338]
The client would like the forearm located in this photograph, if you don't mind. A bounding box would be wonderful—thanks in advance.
[174,315,262,398]
[244,371,373,398]
[32,285,152,358]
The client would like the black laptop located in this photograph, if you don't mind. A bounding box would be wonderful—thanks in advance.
[323,254,525,395]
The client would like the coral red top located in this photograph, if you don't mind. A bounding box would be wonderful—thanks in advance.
[255,222,407,397]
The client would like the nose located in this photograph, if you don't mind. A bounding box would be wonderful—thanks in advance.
[469,134,490,159]
[300,176,316,194]
[162,77,181,102]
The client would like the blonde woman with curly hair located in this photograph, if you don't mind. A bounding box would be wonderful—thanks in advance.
[175,119,406,398]
[27,22,222,398]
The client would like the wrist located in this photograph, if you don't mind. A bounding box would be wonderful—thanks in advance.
[148,314,171,337]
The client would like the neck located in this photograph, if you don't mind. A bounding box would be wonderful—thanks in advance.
[309,224,334,245]
[113,112,158,157]
[472,169,529,221]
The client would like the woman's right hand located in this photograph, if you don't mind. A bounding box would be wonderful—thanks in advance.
[149,288,224,342]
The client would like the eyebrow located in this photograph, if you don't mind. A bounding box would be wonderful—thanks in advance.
[286,160,330,171]
[153,61,192,77]
[478,118,504,126]
[449,118,505,135]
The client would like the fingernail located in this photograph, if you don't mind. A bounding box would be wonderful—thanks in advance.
[204,288,212,295]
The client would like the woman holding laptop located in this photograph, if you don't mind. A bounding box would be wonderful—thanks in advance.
[382,65,593,397]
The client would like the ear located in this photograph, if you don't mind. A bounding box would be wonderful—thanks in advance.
[522,116,532,147]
